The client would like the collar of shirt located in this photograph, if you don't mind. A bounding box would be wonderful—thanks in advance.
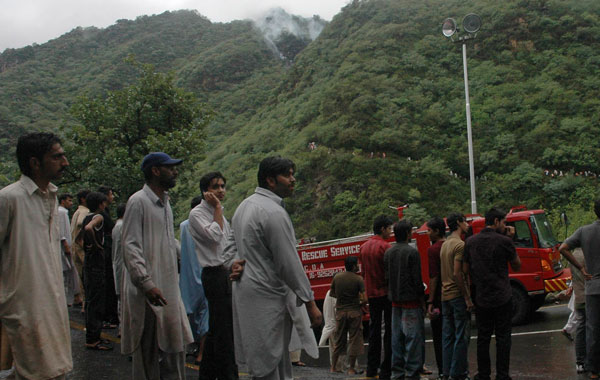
[255,186,284,207]
[199,199,225,213]
[142,184,168,207]
[77,205,89,213]
[20,174,58,196]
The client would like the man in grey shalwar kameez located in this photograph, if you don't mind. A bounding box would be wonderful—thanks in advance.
[227,156,322,380]
[121,152,193,380]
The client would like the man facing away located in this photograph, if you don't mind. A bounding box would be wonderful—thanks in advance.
[71,188,91,306]
[58,193,83,307]
[464,207,521,380]
[384,220,425,380]
[359,215,394,380]
[188,173,235,380]
[121,152,193,380]
[329,256,367,374]
[227,156,322,380]
[0,132,73,379]
[425,217,447,380]
[559,199,600,379]
[439,213,473,380]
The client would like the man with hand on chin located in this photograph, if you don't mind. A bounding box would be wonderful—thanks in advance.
[121,152,193,380]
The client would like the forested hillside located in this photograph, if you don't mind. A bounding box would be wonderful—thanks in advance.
[1,0,599,240]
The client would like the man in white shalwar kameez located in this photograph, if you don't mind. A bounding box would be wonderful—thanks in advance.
[121,152,193,380]
[0,132,72,380]
[58,193,82,306]
[227,156,322,380]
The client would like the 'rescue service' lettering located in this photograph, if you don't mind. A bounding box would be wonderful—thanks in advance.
[301,249,328,261]
[330,244,361,257]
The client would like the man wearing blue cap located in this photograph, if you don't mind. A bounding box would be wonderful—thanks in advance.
[121,152,193,380]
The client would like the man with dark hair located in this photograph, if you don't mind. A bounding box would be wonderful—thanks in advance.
[97,185,119,329]
[227,156,322,380]
[464,207,521,380]
[559,199,600,378]
[112,203,127,330]
[384,220,425,380]
[58,193,83,307]
[360,215,394,379]
[439,213,472,380]
[71,188,91,303]
[330,256,367,375]
[426,217,446,380]
[121,152,193,380]
[0,132,73,379]
[189,171,238,380]
[81,191,112,351]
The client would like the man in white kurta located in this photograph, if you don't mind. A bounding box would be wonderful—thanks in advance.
[121,152,193,380]
[228,156,322,380]
[0,132,72,380]
[58,194,81,305]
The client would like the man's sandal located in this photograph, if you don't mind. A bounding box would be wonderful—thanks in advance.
[85,340,113,351]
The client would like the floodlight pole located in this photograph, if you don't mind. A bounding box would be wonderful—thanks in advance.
[461,41,477,214]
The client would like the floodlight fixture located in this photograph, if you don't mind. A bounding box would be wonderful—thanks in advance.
[442,18,457,38]
[463,13,481,34]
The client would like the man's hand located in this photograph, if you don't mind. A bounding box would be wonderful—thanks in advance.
[505,225,515,238]
[306,300,323,328]
[582,266,593,281]
[145,287,167,307]
[229,259,246,281]
[465,298,474,312]
[204,192,221,208]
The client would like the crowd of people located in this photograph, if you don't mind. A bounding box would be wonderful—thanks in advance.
[0,132,322,380]
[0,131,599,380]
[326,203,599,380]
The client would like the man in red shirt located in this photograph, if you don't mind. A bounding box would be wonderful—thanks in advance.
[360,215,394,379]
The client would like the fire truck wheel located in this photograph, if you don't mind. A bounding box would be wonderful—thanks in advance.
[511,285,531,325]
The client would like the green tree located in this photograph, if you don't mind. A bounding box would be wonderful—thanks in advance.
[65,59,211,201]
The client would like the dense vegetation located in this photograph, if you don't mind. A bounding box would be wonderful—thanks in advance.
[1,0,599,241]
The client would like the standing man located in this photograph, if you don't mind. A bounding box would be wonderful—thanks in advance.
[425,217,446,380]
[440,213,472,380]
[111,203,127,328]
[330,256,367,375]
[0,132,73,379]
[59,193,83,307]
[384,220,425,380]
[228,156,322,380]
[98,185,119,329]
[360,215,393,380]
[71,188,91,306]
[121,152,193,380]
[189,174,233,378]
[559,199,599,379]
[464,207,521,380]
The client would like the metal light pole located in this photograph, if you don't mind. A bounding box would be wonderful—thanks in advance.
[442,14,481,214]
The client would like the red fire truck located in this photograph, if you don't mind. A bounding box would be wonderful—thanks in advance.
[297,206,571,325]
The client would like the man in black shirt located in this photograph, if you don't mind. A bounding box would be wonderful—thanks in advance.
[464,207,521,380]
[98,185,119,328]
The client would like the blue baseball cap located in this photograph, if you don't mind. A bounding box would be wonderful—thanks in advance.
[140,152,183,171]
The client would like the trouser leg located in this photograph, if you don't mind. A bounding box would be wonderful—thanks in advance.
[391,307,406,379]
[451,298,470,379]
[575,306,587,365]
[494,300,512,380]
[586,295,600,374]
[132,304,160,380]
[367,297,383,376]
[475,307,493,380]
[403,308,424,379]
[84,269,105,344]
[253,313,293,380]
[441,300,455,378]
[382,300,393,378]
[160,351,186,380]
[430,315,443,375]
[199,267,237,380]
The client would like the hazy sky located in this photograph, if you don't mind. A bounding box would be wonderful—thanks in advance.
[0,0,351,52]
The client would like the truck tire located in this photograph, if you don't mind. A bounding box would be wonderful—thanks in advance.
[530,294,546,312]
[511,285,531,325]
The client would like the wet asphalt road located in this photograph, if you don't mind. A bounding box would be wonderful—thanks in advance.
[60,302,584,380]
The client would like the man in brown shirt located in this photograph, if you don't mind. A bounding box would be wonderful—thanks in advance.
[440,213,472,380]
[330,256,366,375]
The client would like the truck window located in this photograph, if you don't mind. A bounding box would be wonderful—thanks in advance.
[531,214,559,248]
[509,220,533,248]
